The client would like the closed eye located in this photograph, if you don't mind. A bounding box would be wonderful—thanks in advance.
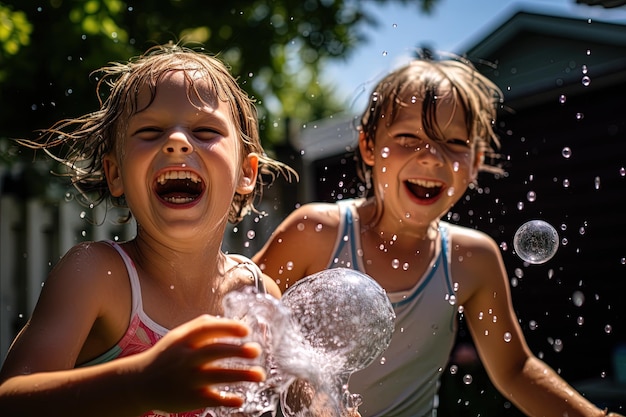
[446,138,471,148]
[132,127,163,140]
[192,127,222,141]
[395,134,424,148]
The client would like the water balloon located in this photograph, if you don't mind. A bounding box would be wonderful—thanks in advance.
[211,267,395,417]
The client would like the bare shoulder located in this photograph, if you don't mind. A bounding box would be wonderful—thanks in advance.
[282,202,343,229]
[50,241,128,289]
[445,223,507,301]
[255,202,344,290]
[445,223,501,254]
[0,241,130,376]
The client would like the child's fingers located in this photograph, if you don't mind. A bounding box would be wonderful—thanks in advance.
[200,365,266,384]
[171,314,251,346]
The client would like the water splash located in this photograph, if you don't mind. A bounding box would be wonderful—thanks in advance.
[211,268,395,417]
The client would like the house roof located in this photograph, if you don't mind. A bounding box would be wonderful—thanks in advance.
[463,11,626,108]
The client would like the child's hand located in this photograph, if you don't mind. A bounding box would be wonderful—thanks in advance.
[134,315,265,413]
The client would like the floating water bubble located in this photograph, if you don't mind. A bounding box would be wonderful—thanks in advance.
[513,220,559,264]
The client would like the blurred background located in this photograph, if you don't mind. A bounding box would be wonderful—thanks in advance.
[1,1,625,415]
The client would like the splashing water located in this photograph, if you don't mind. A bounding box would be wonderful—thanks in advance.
[513,220,559,264]
[210,268,396,417]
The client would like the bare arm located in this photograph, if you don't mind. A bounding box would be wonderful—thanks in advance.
[0,243,264,417]
[456,229,611,417]
[254,203,340,292]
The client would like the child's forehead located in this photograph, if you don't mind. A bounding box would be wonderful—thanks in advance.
[135,69,222,109]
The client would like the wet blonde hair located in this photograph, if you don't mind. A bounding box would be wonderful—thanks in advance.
[20,43,295,223]
[357,57,503,187]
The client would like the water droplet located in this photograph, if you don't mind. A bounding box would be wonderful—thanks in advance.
[463,374,473,385]
[315,223,323,232]
[562,178,570,188]
[553,339,563,352]
[246,230,256,239]
[576,112,584,120]
[620,167,625,177]
[577,316,585,326]
[391,259,400,269]
[447,294,457,306]
[594,176,601,190]
[572,290,585,307]
[504,332,512,342]
[526,191,536,202]
[561,147,572,158]
[558,94,567,104]
[382,51,388,56]
[286,261,294,271]
[529,320,538,330]
[381,147,390,158]
[450,364,458,375]
[582,76,591,87]
[605,324,613,334]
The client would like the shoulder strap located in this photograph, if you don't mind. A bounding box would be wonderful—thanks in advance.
[228,254,266,294]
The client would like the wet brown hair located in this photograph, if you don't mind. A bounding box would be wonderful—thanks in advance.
[356,57,503,188]
[19,43,296,223]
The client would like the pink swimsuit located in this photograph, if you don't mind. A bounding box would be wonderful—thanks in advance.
[80,241,265,417]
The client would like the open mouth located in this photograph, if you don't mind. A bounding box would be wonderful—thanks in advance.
[405,178,444,201]
[155,170,204,204]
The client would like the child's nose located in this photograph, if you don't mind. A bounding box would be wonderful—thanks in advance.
[163,131,193,154]
[416,143,444,166]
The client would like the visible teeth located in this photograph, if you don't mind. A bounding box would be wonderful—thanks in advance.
[157,171,201,185]
[406,178,443,188]
[163,197,195,204]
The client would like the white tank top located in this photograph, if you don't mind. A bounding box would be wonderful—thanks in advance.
[328,200,458,417]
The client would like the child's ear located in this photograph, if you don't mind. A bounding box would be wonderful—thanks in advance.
[103,153,124,197]
[237,153,259,195]
[358,131,376,166]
